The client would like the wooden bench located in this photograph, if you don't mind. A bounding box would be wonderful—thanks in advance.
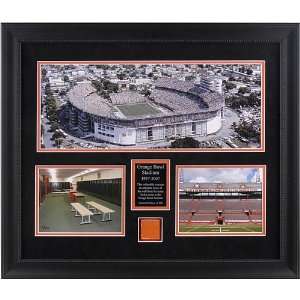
[68,192,85,202]
[73,192,85,198]
[86,201,115,221]
[70,202,93,224]
[68,192,76,202]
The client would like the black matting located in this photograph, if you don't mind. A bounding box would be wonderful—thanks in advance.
[21,41,279,260]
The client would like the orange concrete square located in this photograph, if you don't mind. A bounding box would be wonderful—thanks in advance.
[139,218,162,242]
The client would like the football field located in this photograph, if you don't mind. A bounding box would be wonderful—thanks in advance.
[117,102,161,117]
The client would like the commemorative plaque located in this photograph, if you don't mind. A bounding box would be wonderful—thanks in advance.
[131,159,170,210]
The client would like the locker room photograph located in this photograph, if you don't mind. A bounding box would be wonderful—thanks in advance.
[36,165,125,236]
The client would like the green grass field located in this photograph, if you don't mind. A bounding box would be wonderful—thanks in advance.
[179,223,262,233]
[117,102,161,117]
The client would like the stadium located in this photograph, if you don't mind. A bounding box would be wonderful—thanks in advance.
[64,78,224,146]
[177,181,264,235]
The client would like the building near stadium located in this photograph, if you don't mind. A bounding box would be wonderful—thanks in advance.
[198,76,223,94]
[64,77,224,146]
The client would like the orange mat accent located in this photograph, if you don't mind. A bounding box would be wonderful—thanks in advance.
[139,218,161,241]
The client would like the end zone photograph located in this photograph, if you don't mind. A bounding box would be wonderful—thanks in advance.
[175,165,266,236]
[35,165,126,236]
[37,60,265,152]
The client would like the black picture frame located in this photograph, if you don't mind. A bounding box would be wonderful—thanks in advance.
[1,23,299,278]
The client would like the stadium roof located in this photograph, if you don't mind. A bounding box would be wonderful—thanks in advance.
[67,78,224,120]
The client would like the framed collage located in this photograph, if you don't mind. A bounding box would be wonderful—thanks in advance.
[1,23,299,278]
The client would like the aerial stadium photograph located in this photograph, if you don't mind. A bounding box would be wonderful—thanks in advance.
[35,165,126,236]
[176,165,266,236]
[37,61,264,152]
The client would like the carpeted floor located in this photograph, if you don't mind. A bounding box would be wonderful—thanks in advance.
[39,192,122,233]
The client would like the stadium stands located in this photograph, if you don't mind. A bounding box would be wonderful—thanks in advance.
[179,197,262,225]
[65,77,224,145]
